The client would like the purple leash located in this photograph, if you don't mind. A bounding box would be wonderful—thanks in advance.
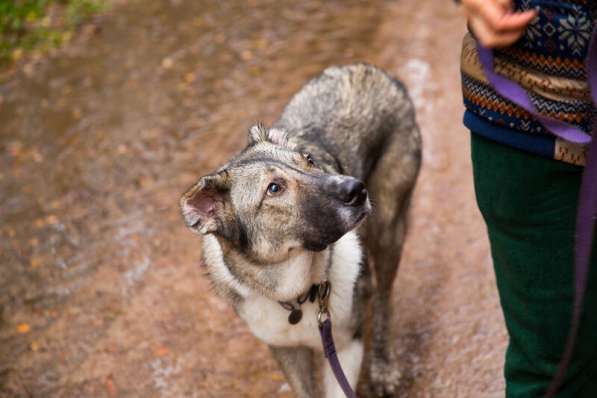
[319,319,358,398]
[317,281,358,398]
[476,24,597,397]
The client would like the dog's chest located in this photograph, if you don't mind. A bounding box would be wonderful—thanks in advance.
[238,232,362,351]
[239,295,325,350]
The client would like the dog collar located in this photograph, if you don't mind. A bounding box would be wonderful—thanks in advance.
[278,281,330,325]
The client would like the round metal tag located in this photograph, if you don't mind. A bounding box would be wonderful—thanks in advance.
[288,309,303,325]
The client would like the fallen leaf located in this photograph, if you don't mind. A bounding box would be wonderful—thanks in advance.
[136,175,152,188]
[105,374,118,397]
[154,346,169,357]
[241,50,252,61]
[12,48,23,61]
[17,323,30,334]
[184,72,196,83]
[7,141,23,157]
[31,148,43,163]
[255,38,267,49]
[30,256,43,268]
[161,57,174,69]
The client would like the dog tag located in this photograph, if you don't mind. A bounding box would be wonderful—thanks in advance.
[288,309,303,325]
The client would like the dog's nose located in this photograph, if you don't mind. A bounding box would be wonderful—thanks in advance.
[335,178,367,206]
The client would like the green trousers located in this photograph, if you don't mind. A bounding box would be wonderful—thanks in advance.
[471,134,597,397]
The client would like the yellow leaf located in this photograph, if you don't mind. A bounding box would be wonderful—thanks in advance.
[30,256,43,268]
[184,72,196,83]
[12,49,23,61]
[17,323,30,334]
[255,38,267,49]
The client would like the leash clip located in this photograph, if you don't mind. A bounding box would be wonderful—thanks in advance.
[317,281,331,327]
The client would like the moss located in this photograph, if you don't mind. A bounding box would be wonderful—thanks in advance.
[0,0,105,66]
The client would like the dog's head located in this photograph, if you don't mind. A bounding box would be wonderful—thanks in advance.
[180,124,370,264]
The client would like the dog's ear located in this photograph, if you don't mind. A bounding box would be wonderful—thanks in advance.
[248,123,268,144]
[180,172,229,235]
[248,123,288,146]
[267,128,288,146]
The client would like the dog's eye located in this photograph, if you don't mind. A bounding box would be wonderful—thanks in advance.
[267,182,283,195]
[302,152,315,166]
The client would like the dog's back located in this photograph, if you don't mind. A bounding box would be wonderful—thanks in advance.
[274,64,421,182]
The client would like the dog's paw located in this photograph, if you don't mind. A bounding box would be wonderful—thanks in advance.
[367,357,401,398]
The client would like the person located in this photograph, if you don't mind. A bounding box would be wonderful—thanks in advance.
[458,0,597,397]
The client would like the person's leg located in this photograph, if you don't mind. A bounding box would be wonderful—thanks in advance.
[471,133,597,397]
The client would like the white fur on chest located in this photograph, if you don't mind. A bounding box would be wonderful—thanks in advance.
[238,231,362,351]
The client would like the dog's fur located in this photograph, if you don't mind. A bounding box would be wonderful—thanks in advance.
[180,64,421,397]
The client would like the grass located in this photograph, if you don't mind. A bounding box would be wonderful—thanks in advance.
[0,0,105,66]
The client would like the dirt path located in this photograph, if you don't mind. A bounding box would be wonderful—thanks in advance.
[378,3,508,396]
[0,0,506,397]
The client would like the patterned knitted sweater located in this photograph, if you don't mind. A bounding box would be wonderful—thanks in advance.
[461,0,597,165]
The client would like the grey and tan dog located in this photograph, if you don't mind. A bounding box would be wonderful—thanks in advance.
[180,64,421,397]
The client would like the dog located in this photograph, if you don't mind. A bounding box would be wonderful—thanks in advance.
[180,64,421,397]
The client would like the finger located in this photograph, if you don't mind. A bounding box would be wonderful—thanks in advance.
[489,10,537,32]
[495,0,512,11]
[492,0,513,15]
[472,0,536,32]
[469,16,527,48]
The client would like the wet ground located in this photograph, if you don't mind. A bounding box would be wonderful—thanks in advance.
[0,0,507,397]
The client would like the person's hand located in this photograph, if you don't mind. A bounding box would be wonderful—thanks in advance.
[461,0,537,48]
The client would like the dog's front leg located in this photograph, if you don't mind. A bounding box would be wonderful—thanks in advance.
[270,345,319,398]
[322,338,364,398]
